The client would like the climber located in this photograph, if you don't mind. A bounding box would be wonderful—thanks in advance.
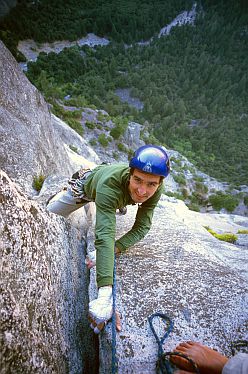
[170,341,248,374]
[47,144,170,333]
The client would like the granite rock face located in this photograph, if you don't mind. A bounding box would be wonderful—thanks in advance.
[123,122,145,148]
[0,171,98,373]
[51,114,100,165]
[0,41,100,373]
[99,197,248,373]
[0,41,73,194]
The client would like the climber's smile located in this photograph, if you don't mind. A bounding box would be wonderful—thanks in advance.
[128,169,160,203]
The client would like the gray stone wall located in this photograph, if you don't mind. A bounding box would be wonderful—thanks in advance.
[0,41,74,194]
[0,171,98,373]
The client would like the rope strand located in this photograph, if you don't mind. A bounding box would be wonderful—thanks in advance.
[148,312,200,374]
[112,253,118,373]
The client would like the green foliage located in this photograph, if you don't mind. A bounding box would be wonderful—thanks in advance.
[0,0,193,44]
[65,95,88,107]
[143,133,161,146]
[98,133,109,147]
[164,191,184,200]
[112,151,119,160]
[186,202,200,212]
[85,121,95,129]
[69,145,79,153]
[33,174,45,192]
[204,227,238,244]
[195,181,208,194]
[173,174,186,186]
[237,229,248,234]
[127,149,134,160]
[244,196,248,206]
[89,138,97,146]
[2,0,247,185]
[170,157,181,165]
[0,30,26,62]
[181,187,189,199]
[66,119,84,135]
[194,176,204,183]
[110,125,123,139]
[209,192,239,212]
[51,102,83,135]
[117,143,128,153]
[97,112,110,122]
[110,116,128,139]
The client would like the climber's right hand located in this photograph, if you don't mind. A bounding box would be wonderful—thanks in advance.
[89,286,113,334]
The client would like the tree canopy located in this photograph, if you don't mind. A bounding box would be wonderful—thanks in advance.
[1,0,248,184]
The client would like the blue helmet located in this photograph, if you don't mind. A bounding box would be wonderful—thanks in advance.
[129,145,170,177]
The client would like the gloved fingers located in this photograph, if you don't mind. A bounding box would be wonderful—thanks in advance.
[89,314,102,333]
[88,314,97,329]
[88,313,107,334]
[88,285,113,333]
[93,321,106,334]
[89,311,121,333]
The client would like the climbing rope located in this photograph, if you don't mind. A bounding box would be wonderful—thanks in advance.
[111,252,118,374]
[148,312,200,374]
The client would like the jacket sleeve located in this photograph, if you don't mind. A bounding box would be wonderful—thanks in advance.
[94,192,117,287]
[116,190,161,251]
[222,353,248,374]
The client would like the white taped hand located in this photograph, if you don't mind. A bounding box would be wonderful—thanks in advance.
[89,286,113,334]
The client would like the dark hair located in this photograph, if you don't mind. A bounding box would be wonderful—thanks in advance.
[129,167,164,184]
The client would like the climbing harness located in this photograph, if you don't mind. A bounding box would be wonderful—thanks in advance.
[116,206,127,215]
[148,312,200,374]
[112,252,118,374]
[68,168,92,199]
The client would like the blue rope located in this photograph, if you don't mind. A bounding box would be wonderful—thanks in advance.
[148,312,174,374]
[111,252,118,373]
[148,312,200,374]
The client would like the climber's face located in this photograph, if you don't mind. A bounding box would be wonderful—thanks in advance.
[128,169,160,203]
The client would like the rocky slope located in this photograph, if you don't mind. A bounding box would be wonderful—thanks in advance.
[99,198,248,373]
[60,101,248,217]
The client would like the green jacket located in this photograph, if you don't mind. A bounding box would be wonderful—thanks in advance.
[84,163,163,287]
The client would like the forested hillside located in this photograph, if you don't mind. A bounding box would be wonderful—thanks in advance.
[1,0,247,184]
